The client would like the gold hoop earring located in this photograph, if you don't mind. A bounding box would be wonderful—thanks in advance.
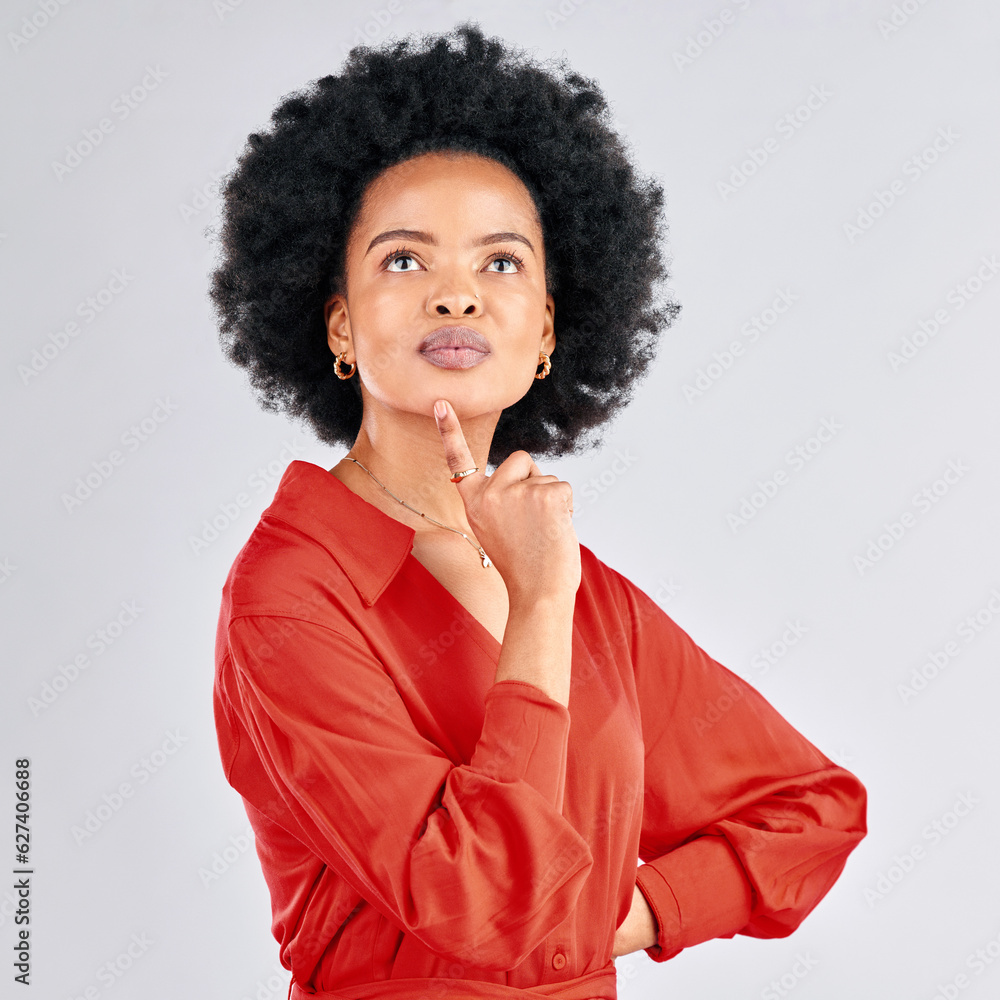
[534,352,551,380]
[334,351,356,380]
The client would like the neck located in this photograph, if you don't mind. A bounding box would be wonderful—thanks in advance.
[330,405,500,536]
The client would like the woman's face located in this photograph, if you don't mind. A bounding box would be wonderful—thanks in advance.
[326,150,555,424]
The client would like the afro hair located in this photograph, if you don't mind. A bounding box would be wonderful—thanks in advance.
[209,21,680,469]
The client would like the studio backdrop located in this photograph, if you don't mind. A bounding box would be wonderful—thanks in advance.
[2,1,998,998]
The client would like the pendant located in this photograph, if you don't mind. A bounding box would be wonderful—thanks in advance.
[479,549,492,569]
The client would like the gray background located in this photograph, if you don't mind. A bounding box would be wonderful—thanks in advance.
[2,1,999,998]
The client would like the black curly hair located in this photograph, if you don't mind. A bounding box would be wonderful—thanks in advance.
[209,21,680,469]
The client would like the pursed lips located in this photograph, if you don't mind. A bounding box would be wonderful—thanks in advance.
[418,327,492,368]
[418,326,492,354]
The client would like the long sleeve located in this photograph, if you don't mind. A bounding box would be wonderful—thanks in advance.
[214,613,594,973]
[608,569,867,963]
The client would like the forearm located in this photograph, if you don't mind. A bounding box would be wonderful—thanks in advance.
[493,593,576,707]
[612,882,659,958]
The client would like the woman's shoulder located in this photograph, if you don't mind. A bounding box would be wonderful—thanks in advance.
[577,541,632,621]
[220,508,354,623]
[578,540,636,600]
[577,541,686,639]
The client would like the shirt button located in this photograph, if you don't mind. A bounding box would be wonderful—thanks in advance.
[552,952,566,970]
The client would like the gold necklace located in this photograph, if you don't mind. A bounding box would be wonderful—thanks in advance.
[343,457,493,569]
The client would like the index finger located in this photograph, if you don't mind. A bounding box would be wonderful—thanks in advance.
[433,400,482,484]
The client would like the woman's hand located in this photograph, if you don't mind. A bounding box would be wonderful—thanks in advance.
[433,398,580,605]
[612,884,658,959]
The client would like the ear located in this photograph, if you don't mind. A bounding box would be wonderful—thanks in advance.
[540,292,556,356]
[325,293,352,360]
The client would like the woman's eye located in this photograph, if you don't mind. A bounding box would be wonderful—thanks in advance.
[386,254,420,272]
[486,256,521,273]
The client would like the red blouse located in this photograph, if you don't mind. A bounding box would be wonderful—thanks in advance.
[213,460,866,999]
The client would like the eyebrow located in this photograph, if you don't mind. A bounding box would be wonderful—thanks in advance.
[364,229,536,256]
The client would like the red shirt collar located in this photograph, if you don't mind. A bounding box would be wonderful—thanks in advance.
[262,460,417,608]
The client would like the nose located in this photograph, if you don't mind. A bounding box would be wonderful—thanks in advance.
[427,274,482,317]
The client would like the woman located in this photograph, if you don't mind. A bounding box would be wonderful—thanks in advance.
[210,23,866,1000]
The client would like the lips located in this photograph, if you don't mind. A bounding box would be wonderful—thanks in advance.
[418,326,491,353]
[418,326,492,370]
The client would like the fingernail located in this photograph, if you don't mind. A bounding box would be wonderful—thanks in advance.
[434,401,446,419]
